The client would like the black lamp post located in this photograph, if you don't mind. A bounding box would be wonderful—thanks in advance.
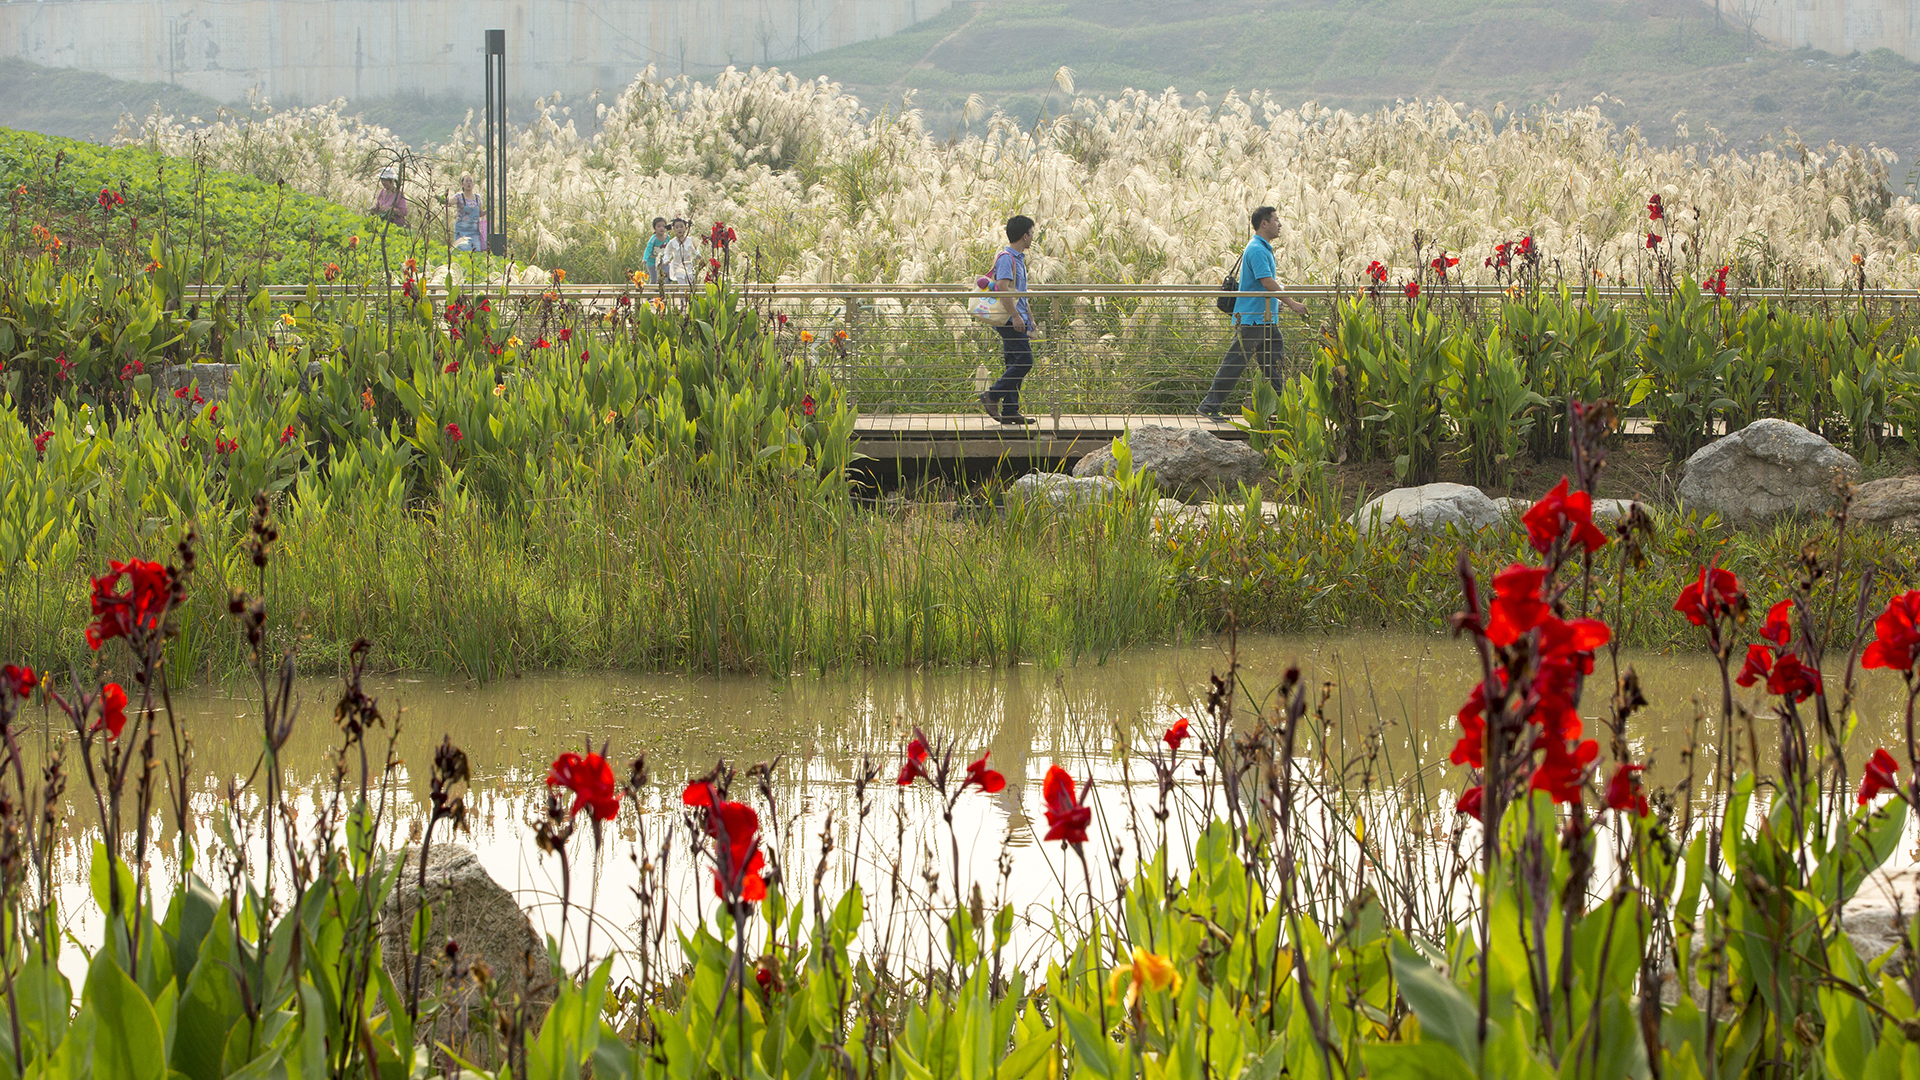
[484,29,507,256]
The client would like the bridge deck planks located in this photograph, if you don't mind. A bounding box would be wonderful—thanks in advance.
[850,412,1248,460]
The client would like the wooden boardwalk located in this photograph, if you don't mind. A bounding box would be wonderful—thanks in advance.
[851,412,1247,460]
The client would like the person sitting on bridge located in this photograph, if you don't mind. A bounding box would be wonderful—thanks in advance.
[642,217,669,285]
[661,217,700,286]
[369,165,409,227]
[1197,205,1307,421]
[979,214,1038,426]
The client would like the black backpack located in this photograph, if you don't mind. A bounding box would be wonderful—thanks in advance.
[1216,254,1244,315]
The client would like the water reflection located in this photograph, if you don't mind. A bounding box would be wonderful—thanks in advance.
[34,630,1919,973]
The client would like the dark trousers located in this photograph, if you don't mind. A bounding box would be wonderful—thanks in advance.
[988,324,1033,409]
[1202,323,1285,408]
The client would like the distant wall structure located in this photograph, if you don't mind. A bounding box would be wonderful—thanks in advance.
[0,0,949,104]
[1749,0,1919,61]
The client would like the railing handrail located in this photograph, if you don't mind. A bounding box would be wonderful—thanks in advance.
[180,282,1920,304]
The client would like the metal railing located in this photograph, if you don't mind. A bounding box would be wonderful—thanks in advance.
[186,281,1920,421]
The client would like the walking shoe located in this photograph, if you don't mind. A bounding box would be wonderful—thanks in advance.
[977,392,1001,421]
[998,410,1038,426]
[1194,404,1225,421]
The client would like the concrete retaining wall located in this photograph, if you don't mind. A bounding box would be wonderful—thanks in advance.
[0,0,950,104]
[1748,0,1919,61]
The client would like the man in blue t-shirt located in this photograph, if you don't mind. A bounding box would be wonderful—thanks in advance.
[1198,205,1308,420]
[979,214,1039,425]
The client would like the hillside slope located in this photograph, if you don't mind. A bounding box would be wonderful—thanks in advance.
[783,0,1918,168]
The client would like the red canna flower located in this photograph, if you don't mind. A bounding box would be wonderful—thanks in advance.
[1766,653,1821,703]
[2,665,35,698]
[445,422,463,442]
[546,751,620,822]
[93,682,128,739]
[709,800,767,904]
[534,338,550,350]
[1365,260,1388,283]
[1760,600,1794,646]
[1484,564,1552,647]
[1862,591,1920,673]
[1530,728,1599,803]
[801,394,816,418]
[1603,763,1648,816]
[1646,194,1664,221]
[1735,644,1774,688]
[1518,236,1534,255]
[1522,477,1608,555]
[1646,232,1662,249]
[444,361,460,374]
[682,779,718,808]
[1164,717,1190,752]
[962,751,1006,793]
[279,425,297,446]
[1675,566,1744,627]
[897,735,930,786]
[1403,281,1420,300]
[1860,748,1900,804]
[216,438,237,455]
[558,327,573,343]
[1455,785,1484,821]
[119,360,145,381]
[1448,670,1508,770]
[1042,765,1091,845]
[34,431,52,458]
[86,559,173,650]
[173,386,189,400]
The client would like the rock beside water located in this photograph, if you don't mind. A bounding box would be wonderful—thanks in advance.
[1071,426,1266,501]
[1009,473,1120,505]
[1678,419,1858,525]
[1353,483,1503,535]
[1854,476,1920,533]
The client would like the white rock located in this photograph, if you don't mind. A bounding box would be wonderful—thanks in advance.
[1353,483,1502,535]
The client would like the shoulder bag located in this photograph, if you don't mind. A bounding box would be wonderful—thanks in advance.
[1216,253,1244,315]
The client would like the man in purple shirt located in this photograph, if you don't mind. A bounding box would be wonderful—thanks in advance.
[979,214,1038,425]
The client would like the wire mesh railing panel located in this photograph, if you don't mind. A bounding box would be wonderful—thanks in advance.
[738,286,1329,418]
[187,282,1920,424]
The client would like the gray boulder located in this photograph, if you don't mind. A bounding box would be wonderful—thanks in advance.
[158,361,330,404]
[1842,862,1920,962]
[1008,473,1120,506]
[1592,498,1638,526]
[1678,420,1859,525]
[1854,476,1920,533]
[1353,483,1502,535]
[382,844,551,1017]
[1071,426,1266,500]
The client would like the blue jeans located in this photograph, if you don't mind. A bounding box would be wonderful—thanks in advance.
[1202,323,1285,408]
[989,324,1033,410]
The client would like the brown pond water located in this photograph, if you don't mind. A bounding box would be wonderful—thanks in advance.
[39,630,1920,970]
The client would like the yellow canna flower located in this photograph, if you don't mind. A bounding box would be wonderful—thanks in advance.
[604,409,617,425]
[280,312,295,326]
[492,383,505,397]
[1107,947,1179,1009]
[629,269,647,285]
[507,336,522,349]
